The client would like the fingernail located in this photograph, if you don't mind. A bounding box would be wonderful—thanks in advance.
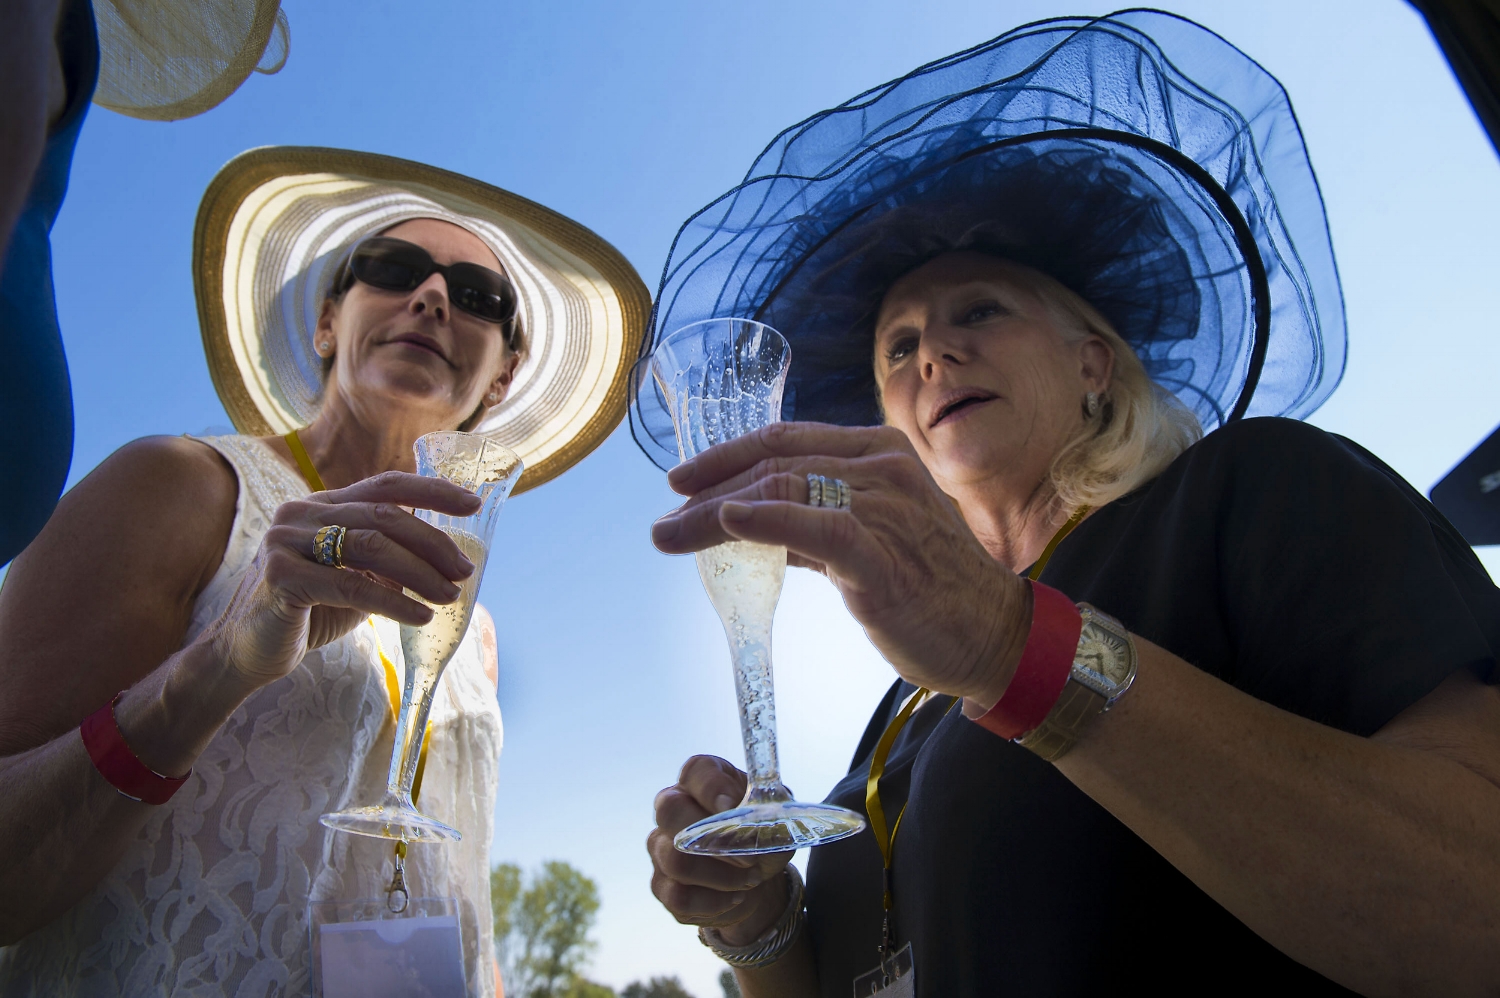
[652,515,681,543]
[457,554,476,573]
[667,460,695,486]
[720,501,752,523]
[713,794,737,812]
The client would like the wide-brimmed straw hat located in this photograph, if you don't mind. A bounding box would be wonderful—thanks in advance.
[630,9,1345,470]
[92,0,289,121]
[194,146,651,494]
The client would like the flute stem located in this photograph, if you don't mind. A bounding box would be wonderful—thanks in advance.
[732,627,790,803]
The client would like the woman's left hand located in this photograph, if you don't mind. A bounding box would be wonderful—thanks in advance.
[652,422,1029,706]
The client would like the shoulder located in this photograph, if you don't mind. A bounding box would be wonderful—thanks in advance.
[1181,416,1354,468]
[21,435,238,597]
[472,603,498,688]
[87,435,238,521]
[1151,417,1406,505]
[0,436,240,750]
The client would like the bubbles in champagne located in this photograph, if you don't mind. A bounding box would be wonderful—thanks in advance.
[695,540,786,786]
[399,529,489,703]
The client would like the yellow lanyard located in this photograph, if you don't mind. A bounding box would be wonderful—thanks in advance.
[863,504,1090,913]
[283,429,326,494]
[284,430,435,853]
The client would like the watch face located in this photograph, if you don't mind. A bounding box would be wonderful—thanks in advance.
[1076,619,1133,690]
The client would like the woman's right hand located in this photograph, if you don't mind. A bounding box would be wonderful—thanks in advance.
[205,471,481,688]
[649,755,795,945]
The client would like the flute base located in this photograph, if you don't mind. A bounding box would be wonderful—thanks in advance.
[674,801,866,856]
[319,796,463,843]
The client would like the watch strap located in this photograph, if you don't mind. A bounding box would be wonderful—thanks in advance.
[1015,680,1108,760]
[1017,604,1138,761]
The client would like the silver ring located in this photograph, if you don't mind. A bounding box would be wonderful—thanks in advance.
[312,524,347,569]
[806,474,852,511]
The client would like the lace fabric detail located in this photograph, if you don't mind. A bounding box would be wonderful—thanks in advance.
[0,435,502,997]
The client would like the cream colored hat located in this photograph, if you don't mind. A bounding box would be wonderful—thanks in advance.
[193,146,651,494]
[92,0,289,121]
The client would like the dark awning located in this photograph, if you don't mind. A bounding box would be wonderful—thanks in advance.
[1412,1,1500,542]
[1408,0,1500,154]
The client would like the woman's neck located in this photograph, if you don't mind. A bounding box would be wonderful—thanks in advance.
[277,393,443,490]
[952,479,1077,574]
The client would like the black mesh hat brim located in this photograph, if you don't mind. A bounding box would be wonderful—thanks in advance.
[630,8,1344,471]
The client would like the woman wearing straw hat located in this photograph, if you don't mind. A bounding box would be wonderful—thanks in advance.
[637,12,1500,996]
[0,147,647,996]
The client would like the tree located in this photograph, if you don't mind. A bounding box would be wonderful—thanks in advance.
[491,863,523,975]
[493,861,605,998]
[620,976,695,998]
[719,969,741,998]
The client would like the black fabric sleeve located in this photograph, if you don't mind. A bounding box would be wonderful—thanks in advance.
[1210,418,1499,734]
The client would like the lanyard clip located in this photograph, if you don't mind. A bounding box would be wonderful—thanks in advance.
[386,841,410,914]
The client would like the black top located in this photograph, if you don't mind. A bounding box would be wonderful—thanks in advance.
[805,417,1500,996]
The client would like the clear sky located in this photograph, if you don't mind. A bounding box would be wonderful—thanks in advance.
[45,1,1500,993]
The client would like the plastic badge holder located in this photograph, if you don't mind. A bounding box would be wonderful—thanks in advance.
[310,897,466,998]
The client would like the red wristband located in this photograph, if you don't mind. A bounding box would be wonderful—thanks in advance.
[80,692,191,805]
[974,582,1083,740]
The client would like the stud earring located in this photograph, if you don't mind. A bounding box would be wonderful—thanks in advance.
[1084,391,1100,417]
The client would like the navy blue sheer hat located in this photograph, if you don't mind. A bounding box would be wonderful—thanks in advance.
[631,8,1345,470]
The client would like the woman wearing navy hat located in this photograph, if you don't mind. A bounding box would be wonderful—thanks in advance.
[638,12,1500,996]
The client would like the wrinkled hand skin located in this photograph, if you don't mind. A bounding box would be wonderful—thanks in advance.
[653,422,1031,706]
[648,756,794,946]
[207,471,480,690]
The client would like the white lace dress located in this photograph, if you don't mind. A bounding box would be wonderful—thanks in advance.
[0,435,503,997]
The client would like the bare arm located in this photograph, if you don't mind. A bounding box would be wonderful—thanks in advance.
[0,437,480,944]
[0,0,66,264]
[0,437,242,941]
[1053,643,1500,997]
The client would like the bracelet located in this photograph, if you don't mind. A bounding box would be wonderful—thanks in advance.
[973,581,1082,740]
[698,864,805,969]
[80,692,191,805]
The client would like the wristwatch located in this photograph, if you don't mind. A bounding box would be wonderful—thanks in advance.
[1016,603,1137,761]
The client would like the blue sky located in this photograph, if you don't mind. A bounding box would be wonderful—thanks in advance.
[45,1,1500,993]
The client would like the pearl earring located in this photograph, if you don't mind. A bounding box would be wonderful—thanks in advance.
[1084,391,1100,417]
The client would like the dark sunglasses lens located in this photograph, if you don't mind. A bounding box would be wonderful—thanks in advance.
[447,264,516,324]
[349,240,431,291]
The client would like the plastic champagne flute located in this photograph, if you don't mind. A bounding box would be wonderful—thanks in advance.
[652,318,867,854]
[320,431,523,842]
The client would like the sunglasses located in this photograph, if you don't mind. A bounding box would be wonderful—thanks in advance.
[341,236,519,340]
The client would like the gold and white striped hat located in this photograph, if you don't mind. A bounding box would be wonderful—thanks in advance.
[193,146,651,494]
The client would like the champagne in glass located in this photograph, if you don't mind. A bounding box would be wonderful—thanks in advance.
[652,318,866,855]
[320,432,522,843]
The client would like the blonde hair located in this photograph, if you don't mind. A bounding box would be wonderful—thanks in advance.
[1005,265,1202,511]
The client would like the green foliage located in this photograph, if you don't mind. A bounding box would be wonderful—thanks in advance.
[620,976,695,998]
[493,861,604,998]
[491,863,522,956]
[718,969,741,998]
